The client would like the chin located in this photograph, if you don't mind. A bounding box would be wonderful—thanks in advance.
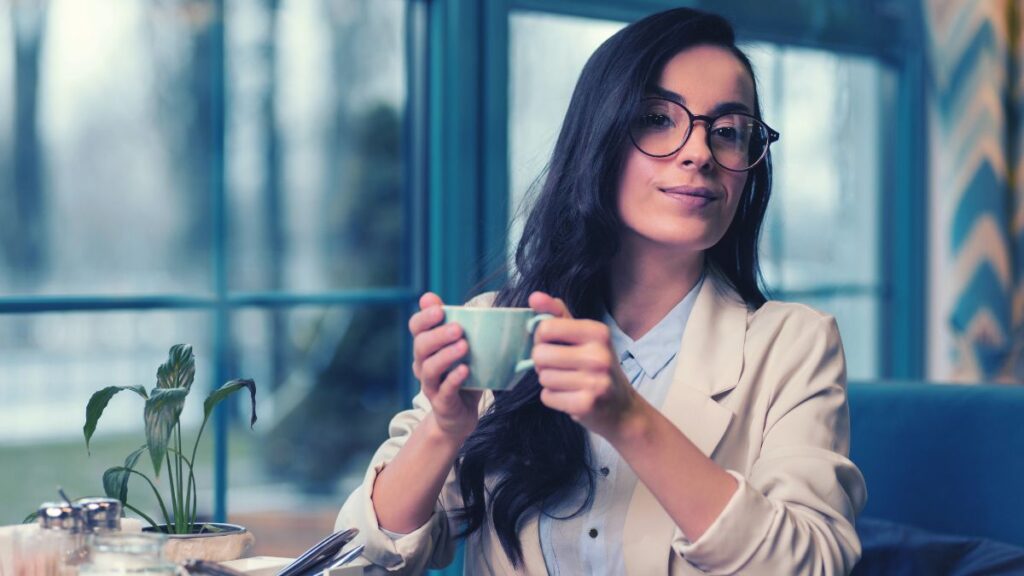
[642,233,717,253]
[654,224,723,249]
[621,216,727,252]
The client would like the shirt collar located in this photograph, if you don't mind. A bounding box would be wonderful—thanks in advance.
[604,275,704,379]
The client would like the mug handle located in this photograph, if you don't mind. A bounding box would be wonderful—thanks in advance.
[514,313,554,373]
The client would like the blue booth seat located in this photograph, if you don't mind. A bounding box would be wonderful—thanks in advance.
[848,380,1024,547]
[433,380,1024,575]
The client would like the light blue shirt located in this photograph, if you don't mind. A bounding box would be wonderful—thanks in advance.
[539,277,704,575]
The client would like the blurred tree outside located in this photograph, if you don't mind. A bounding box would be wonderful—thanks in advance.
[263,103,404,491]
[254,0,408,491]
[2,0,49,289]
[147,0,218,277]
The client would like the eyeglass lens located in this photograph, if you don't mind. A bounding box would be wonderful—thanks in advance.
[630,99,772,171]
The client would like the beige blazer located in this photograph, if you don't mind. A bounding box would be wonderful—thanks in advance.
[336,273,867,575]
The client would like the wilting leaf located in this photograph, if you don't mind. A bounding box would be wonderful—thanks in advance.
[84,386,148,453]
[156,344,195,392]
[204,379,257,428]
[144,388,189,476]
[103,445,146,503]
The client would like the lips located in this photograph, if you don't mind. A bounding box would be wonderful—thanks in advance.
[659,185,719,200]
[659,186,719,208]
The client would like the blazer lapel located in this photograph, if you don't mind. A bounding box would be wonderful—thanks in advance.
[623,272,748,575]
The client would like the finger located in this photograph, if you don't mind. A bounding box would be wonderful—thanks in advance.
[420,339,469,383]
[420,292,444,310]
[409,304,445,336]
[532,342,614,373]
[413,322,463,362]
[534,317,610,346]
[437,364,470,398]
[539,388,595,417]
[528,291,573,319]
[537,368,597,392]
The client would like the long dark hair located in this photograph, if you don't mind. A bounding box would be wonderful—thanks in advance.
[455,8,772,565]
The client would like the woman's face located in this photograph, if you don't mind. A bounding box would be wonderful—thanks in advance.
[617,44,755,256]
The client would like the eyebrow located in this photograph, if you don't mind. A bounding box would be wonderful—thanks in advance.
[648,85,752,116]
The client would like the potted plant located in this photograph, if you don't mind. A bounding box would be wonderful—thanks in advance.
[84,344,257,562]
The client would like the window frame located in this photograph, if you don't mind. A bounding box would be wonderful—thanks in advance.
[0,0,428,522]
[447,0,926,381]
[0,0,927,530]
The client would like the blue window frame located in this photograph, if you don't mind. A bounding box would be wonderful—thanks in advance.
[440,0,925,380]
[0,0,427,535]
[427,1,925,573]
[0,0,925,553]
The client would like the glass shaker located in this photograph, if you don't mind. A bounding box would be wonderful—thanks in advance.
[63,497,124,575]
[76,499,122,535]
[15,502,82,576]
[77,533,178,576]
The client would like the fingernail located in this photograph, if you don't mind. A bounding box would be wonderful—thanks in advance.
[447,324,460,337]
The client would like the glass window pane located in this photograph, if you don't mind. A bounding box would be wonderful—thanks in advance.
[0,1,215,296]
[0,311,212,525]
[508,14,885,382]
[508,11,625,257]
[227,0,409,293]
[746,44,886,291]
[225,305,407,556]
[790,294,879,379]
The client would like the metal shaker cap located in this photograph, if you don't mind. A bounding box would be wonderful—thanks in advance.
[37,502,81,531]
[77,497,122,532]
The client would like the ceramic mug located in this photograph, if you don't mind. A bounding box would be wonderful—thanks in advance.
[441,306,554,391]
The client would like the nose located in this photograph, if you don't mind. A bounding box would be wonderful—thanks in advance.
[676,120,715,172]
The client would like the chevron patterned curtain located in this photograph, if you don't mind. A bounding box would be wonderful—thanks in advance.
[924,0,1021,382]
[1015,0,1024,380]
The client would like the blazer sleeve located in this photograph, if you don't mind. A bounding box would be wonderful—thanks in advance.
[333,391,461,574]
[333,291,497,574]
[673,314,867,575]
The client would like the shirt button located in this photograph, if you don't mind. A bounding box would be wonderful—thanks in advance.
[599,466,610,477]
[589,528,599,538]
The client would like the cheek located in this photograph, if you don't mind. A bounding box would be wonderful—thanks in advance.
[617,151,655,210]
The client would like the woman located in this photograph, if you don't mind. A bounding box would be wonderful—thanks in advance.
[337,7,866,575]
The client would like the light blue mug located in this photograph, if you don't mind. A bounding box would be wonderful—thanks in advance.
[442,306,554,391]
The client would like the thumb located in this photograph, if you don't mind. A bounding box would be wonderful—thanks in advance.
[528,291,573,319]
[420,291,444,310]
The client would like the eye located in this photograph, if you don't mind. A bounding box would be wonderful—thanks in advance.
[710,116,753,145]
[712,126,740,141]
[638,113,674,130]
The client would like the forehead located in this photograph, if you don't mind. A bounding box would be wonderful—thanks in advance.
[655,45,755,111]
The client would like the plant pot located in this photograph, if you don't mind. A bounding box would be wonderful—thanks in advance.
[142,523,255,564]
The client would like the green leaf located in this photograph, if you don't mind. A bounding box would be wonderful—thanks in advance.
[83,386,148,453]
[204,379,257,429]
[101,466,173,528]
[144,388,189,477]
[103,445,146,502]
[156,344,195,392]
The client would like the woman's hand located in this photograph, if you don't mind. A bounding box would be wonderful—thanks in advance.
[410,292,482,440]
[529,291,643,438]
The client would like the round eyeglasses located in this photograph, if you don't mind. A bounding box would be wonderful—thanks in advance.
[628,97,780,172]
